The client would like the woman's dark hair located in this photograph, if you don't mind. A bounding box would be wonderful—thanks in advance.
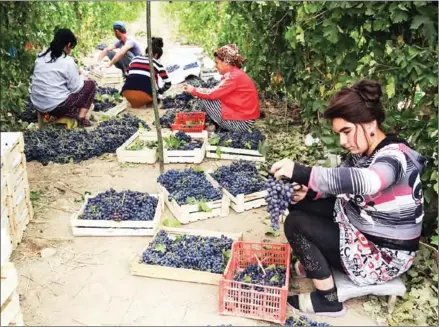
[39,28,77,63]
[146,37,164,59]
[324,79,385,125]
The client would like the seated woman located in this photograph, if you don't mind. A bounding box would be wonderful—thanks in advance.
[30,29,96,127]
[271,79,425,317]
[183,44,260,132]
[121,37,171,108]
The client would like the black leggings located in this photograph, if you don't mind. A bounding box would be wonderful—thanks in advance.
[284,198,344,280]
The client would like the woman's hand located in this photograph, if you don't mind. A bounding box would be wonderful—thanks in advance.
[183,83,195,93]
[270,158,295,179]
[292,183,308,204]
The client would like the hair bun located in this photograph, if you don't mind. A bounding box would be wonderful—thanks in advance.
[152,37,164,48]
[352,79,382,103]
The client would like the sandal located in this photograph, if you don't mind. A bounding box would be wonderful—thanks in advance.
[287,293,346,318]
[78,117,92,127]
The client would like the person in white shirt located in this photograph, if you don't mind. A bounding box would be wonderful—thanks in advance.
[30,29,96,127]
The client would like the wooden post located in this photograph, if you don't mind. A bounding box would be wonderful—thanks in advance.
[146,1,165,174]
[37,111,44,129]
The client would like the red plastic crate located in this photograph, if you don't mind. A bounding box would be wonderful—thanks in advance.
[218,241,291,324]
[171,112,206,133]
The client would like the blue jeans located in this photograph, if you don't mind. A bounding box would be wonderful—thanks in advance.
[107,50,135,76]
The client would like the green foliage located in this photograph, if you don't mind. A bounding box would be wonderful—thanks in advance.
[165,0,438,238]
[363,244,438,326]
[0,1,145,131]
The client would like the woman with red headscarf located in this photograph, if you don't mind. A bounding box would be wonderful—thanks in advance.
[183,44,260,132]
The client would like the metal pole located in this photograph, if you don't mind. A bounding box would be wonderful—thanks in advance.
[146,1,164,174]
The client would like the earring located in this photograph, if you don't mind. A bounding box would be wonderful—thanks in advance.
[370,132,375,137]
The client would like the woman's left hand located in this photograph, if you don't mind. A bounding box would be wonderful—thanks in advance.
[271,158,295,179]
[183,83,195,93]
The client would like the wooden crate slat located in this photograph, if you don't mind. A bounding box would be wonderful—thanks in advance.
[130,228,243,285]
[1,263,18,307]
[71,192,162,237]
[8,311,24,326]
[92,99,128,120]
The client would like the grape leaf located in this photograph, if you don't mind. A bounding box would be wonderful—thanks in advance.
[162,218,181,227]
[243,275,252,283]
[155,244,166,253]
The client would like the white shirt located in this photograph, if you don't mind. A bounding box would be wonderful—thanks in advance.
[30,51,84,112]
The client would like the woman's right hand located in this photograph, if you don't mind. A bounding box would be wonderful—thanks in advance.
[292,183,308,204]
[183,83,195,93]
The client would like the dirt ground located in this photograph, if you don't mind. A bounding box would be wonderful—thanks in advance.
[12,3,379,326]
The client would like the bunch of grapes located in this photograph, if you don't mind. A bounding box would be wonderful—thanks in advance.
[234,263,287,290]
[24,115,148,165]
[162,92,194,110]
[211,161,265,196]
[96,43,107,50]
[264,177,294,231]
[79,189,158,221]
[170,131,203,150]
[211,129,265,150]
[285,316,331,326]
[186,76,220,88]
[93,86,122,112]
[157,168,222,205]
[142,230,233,273]
[18,98,38,123]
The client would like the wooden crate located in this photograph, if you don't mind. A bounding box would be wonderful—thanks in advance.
[164,131,208,164]
[206,145,265,162]
[71,193,164,237]
[158,177,230,224]
[206,173,267,213]
[88,66,123,86]
[91,99,128,120]
[116,130,159,164]
[130,227,243,285]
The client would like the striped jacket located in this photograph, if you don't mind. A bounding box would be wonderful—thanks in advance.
[122,56,171,95]
[293,136,426,251]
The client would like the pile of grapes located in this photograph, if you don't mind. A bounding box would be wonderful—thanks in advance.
[24,115,148,165]
[79,189,158,221]
[186,76,220,89]
[162,93,193,110]
[285,317,331,326]
[157,168,222,205]
[93,86,122,112]
[233,263,287,290]
[211,161,265,196]
[96,43,107,50]
[165,131,203,151]
[265,177,294,231]
[209,129,265,150]
[141,230,233,273]
[18,98,37,123]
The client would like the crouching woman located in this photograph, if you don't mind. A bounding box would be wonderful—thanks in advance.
[31,29,96,127]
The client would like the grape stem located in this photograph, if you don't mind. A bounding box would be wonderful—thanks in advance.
[254,254,266,276]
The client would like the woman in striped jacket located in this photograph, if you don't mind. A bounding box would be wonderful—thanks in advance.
[121,38,171,108]
[271,80,426,317]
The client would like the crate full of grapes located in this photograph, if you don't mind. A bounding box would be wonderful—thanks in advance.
[116,128,158,164]
[207,161,267,213]
[130,227,242,285]
[157,168,230,224]
[163,131,208,164]
[219,241,291,324]
[206,129,267,162]
[70,189,164,236]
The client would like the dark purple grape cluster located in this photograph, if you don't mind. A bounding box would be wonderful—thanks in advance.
[94,86,122,112]
[166,64,180,73]
[234,263,287,291]
[141,230,233,273]
[79,189,158,221]
[96,86,119,96]
[265,177,294,230]
[18,98,38,123]
[170,131,202,150]
[96,43,107,50]
[211,161,265,196]
[211,129,265,150]
[186,76,220,88]
[162,93,193,109]
[285,316,331,326]
[24,115,148,165]
[157,168,222,205]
